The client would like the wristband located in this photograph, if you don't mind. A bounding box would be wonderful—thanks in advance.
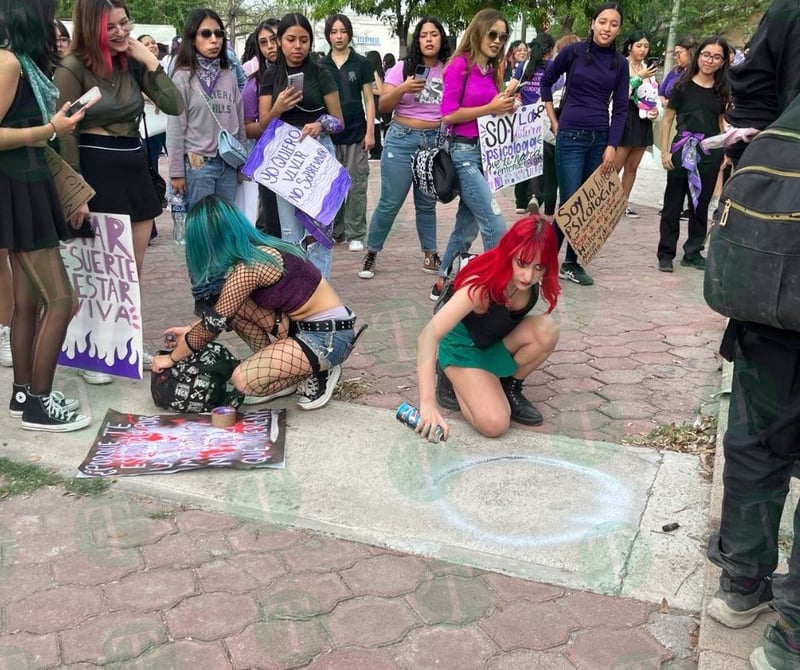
[47,122,57,142]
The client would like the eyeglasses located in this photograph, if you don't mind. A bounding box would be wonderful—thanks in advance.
[106,17,133,33]
[699,51,724,62]
[198,29,225,39]
[56,36,70,43]
[258,36,277,46]
[672,48,686,56]
[487,30,509,44]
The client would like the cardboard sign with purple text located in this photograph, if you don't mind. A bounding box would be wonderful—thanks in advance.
[59,213,144,379]
[78,408,286,477]
[242,119,351,228]
[478,103,544,192]
[556,166,626,266]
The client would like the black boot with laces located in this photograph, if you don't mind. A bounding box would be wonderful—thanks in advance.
[500,377,543,426]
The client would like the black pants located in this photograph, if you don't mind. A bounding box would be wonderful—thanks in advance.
[657,160,720,261]
[514,143,557,215]
[707,321,800,627]
[256,183,281,238]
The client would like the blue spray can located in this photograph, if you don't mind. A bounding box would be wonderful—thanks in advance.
[396,402,445,443]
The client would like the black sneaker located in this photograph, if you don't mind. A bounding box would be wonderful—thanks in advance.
[430,278,445,301]
[436,363,460,411]
[625,207,640,219]
[296,365,341,411]
[750,619,800,670]
[680,254,706,270]
[680,208,691,221]
[21,392,90,432]
[9,383,80,418]
[658,259,674,273]
[358,251,377,279]
[500,377,543,426]
[707,574,774,629]
[559,262,594,286]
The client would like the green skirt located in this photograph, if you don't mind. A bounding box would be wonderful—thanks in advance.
[438,322,517,377]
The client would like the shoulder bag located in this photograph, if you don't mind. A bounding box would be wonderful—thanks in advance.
[195,83,249,169]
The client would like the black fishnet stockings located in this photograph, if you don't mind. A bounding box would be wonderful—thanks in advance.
[9,249,77,394]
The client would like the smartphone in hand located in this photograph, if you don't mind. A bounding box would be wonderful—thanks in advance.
[287,72,305,92]
[646,57,660,69]
[65,86,101,118]
[414,65,430,80]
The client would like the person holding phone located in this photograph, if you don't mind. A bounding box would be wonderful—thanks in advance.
[54,0,183,383]
[430,8,516,302]
[357,17,451,281]
[258,12,344,279]
[1,0,92,431]
[615,30,661,219]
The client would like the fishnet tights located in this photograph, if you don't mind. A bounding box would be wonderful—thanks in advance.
[231,299,312,397]
[9,249,77,394]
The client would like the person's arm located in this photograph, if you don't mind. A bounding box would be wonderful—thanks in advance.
[440,57,515,125]
[234,84,246,144]
[660,106,677,170]
[603,60,631,172]
[52,60,86,172]
[166,72,189,194]
[128,38,183,116]
[362,81,375,152]
[257,79,302,131]
[416,286,483,442]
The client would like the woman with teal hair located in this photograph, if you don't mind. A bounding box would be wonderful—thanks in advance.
[153,195,358,410]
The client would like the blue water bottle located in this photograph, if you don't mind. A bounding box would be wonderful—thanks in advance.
[171,193,186,245]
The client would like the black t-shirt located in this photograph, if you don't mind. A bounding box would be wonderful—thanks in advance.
[319,50,374,145]
[259,61,338,128]
[668,80,725,171]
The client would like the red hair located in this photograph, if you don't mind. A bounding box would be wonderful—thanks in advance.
[453,215,561,312]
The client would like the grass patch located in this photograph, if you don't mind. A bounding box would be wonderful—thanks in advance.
[0,457,110,498]
[333,375,374,401]
[147,510,175,520]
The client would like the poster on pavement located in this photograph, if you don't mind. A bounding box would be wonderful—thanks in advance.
[478,102,544,192]
[242,118,351,234]
[59,212,144,379]
[556,165,626,266]
[78,408,287,477]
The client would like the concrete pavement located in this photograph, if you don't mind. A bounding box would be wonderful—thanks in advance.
[0,151,788,668]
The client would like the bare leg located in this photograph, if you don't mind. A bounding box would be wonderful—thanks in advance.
[618,147,648,203]
[131,220,154,276]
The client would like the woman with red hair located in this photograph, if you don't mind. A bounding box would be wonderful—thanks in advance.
[416,216,561,439]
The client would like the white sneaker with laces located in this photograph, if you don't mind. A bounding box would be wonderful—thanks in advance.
[0,324,12,367]
[79,369,114,385]
[297,366,341,410]
[348,240,364,252]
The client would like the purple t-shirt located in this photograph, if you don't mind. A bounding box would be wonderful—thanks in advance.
[385,61,444,122]
[441,54,500,138]
[512,60,548,105]
[242,75,259,121]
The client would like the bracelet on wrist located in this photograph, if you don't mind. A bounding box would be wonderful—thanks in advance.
[168,351,178,363]
[47,122,57,142]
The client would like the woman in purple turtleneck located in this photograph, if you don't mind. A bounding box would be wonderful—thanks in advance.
[540,2,629,287]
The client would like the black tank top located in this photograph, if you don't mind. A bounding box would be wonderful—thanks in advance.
[462,285,539,349]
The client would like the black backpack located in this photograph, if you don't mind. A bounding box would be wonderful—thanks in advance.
[704,94,800,330]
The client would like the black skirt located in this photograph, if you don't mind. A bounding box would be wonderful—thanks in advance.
[620,100,654,148]
[79,134,162,223]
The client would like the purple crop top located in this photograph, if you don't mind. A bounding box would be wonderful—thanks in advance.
[250,252,321,314]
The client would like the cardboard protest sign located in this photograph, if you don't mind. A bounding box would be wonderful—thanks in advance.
[44,146,95,221]
[556,165,626,266]
[78,408,286,477]
[242,119,350,227]
[478,103,544,192]
[59,213,144,379]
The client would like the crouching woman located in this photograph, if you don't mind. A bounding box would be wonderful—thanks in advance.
[416,216,560,440]
[153,195,356,410]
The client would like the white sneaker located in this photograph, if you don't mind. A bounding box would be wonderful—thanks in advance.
[0,325,12,367]
[348,240,364,252]
[142,351,154,371]
[79,369,114,385]
[242,383,298,405]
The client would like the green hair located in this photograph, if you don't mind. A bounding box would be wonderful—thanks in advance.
[185,195,305,293]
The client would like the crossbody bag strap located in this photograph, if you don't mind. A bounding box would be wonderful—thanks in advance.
[441,65,471,142]
[192,80,225,133]
[558,43,580,112]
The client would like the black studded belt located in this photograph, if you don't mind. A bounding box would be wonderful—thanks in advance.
[295,317,356,332]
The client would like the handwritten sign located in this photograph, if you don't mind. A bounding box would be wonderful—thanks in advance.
[242,119,350,227]
[78,408,286,477]
[44,146,95,221]
[59,213,144,379]
[478,103,544,192]
[556,165,626,266]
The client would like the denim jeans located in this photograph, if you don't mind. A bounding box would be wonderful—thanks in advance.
[555,129,608,264]
[184,154,238,210]
[438,142,507,278]
[366,122,439,252]
[276,134,336,278]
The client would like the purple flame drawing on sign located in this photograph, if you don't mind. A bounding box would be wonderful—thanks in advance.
[59,334,142,379]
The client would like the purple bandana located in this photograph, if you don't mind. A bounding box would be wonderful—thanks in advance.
[195,56,221,96]
[671,131,709,210]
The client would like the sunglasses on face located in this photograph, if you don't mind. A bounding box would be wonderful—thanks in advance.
[487,30,509,44]
[198,29,225,39]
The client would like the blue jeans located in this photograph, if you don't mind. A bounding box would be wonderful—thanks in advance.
[277,133,335,278]
[184,154,238,210]
[555,128,608,265]
[367,122,439,252]
[438,142,507,278]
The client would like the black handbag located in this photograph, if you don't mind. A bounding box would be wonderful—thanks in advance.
[411,69,469,204]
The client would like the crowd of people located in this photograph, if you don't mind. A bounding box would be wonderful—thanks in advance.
[2,0,799,667]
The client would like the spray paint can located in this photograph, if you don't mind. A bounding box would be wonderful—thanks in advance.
[396,402,445,443]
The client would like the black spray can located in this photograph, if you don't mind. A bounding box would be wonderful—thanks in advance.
[396,402,445,443]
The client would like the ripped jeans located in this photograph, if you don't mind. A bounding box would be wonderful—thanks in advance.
[438,141,507,278]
